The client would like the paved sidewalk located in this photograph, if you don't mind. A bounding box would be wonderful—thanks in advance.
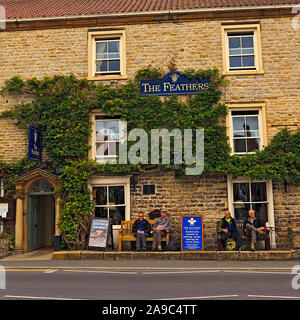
[0,248,299,271]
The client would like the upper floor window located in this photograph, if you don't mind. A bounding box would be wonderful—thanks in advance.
[222,24,263,75]
[232,110,260,153]
[88,30,127,80]
[95,118,122,163]
[226,104,267,155]
[90,114,126,164]
[95,39,121,76]
[228,32,255,70]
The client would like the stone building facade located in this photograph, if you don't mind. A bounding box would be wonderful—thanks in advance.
[0,0,299,251]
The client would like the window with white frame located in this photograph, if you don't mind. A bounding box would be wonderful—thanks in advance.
[95,117,124,163]
[231,109,261,153]
[93,185,126,225]
[95,39,121,75]
[232,181,269,223]
[88,30,127,80]
[222,24,263,74]
[227,32,256,70]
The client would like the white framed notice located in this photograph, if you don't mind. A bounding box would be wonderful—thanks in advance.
[0,203,8,218]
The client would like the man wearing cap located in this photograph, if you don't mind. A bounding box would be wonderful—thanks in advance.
[152,210,172,251]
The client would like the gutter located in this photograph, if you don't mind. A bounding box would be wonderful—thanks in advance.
[3,4,298,23]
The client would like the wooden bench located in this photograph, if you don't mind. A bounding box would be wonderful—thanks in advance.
[118,219,170,251]
[217,219,270,251]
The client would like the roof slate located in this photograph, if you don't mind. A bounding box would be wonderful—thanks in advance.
[0,0,298,20]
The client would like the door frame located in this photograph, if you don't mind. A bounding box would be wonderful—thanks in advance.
[27,187,55,251]
[12,169,61,252]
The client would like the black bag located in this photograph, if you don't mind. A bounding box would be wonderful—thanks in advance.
[165,239,177,251]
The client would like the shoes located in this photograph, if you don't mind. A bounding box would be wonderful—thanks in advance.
[136,248,141,252]
[157,244,162,251]
[250,243,256,251]
[151,247,156,251]
[142,248,146,251]
[239,245,246,251]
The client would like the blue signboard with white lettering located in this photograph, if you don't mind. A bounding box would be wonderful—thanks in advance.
[28,125,42,162]
[181,215,203,251]
[140,71,210,96]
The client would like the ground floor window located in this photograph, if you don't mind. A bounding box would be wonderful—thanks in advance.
[93,185,125,225]
[89,175,131,226]
[228,176,276,248]
[228,177,274,224]
[233,181,268,222]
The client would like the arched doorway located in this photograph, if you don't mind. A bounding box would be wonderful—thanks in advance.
[27,179,55,251]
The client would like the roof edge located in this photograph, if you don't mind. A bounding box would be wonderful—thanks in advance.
[3,4,297,22]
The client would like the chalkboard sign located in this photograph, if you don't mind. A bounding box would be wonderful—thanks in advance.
[88,218,110,248]
[181,215,204,251]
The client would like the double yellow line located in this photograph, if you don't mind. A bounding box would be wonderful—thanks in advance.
[4,268,55,272]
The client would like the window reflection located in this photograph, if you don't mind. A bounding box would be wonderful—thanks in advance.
[233,182,268,222]
[93,186,125,225]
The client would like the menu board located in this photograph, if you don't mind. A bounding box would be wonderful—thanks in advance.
[181,215,203,251]
[88,218,110,248]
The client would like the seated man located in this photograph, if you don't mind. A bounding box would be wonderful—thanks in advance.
[152,209,172,251]
[218,209,244,251]
[132,212,151,251]
[243,209,265,251]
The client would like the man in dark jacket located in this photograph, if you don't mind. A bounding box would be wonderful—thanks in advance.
[218,210,244,251]
[243,209,265,251]
[132,212,151,251]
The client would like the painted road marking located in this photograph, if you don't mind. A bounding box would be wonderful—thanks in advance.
[44,269,58,274]
[224,270,292,275]
[3,295,86,300]
[4,269,53,272]
[156,295,240,300]
[142,270,221,274]
[248,294,300,299]
[62,269,138,274]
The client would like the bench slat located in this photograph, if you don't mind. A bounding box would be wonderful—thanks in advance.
[118,219,169,251]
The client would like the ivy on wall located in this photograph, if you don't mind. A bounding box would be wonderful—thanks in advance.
[0,67,299,249]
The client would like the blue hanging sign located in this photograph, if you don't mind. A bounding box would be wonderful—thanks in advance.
[181,215,204,251]
[28,125,42,162]
[140,71,210,96]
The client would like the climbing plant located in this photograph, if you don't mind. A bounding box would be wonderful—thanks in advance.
[0,67,299,249]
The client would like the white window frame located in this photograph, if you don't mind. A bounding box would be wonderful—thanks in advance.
[222,24,264,75]
[93,185,126,218]
[88,175,131,250]
[94,38,121,76]
[88,30,127,80]
[227,32,256,70]
[89,112,126,163]
[227,176,276,249]
[88,175,131,222]
[226,103,267,155]
[88,176,131,222]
